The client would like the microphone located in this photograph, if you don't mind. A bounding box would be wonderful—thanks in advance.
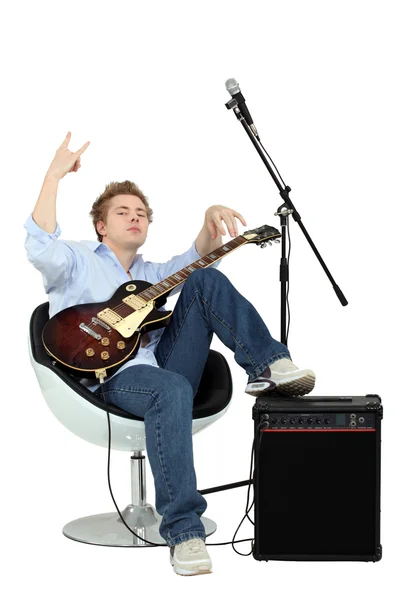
[225,78,260,140]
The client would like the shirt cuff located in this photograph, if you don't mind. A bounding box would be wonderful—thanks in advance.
[192,239,201,259]
[24,213,61,239]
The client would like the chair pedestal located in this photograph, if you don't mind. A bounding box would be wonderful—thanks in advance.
[63,508,216,547]
[62,450,217,547]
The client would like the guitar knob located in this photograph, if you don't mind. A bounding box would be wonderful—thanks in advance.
[86,348,95,357]
[101,351,110,360]
[101,337,110,346]
[117,341,126,350]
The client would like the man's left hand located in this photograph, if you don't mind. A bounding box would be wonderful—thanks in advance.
[205,204,247,239]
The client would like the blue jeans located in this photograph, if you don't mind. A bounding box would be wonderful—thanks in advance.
[94,268,290,547]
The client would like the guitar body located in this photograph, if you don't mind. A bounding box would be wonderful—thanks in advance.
[42,279,172,379]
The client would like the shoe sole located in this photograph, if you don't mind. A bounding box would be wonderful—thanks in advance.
[170,555,212,576]
[246,373,315,397]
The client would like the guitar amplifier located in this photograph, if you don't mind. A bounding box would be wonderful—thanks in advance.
[252,395,382,562]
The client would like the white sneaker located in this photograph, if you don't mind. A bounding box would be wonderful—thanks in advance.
[170,538,212,576]
[245,358,316,397]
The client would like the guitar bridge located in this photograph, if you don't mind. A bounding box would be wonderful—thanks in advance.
[91,317,111,331]
[79,322,102,340]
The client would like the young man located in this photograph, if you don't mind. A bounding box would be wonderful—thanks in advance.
[24,132,316,576]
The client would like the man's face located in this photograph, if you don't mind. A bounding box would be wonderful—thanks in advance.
[97,194,149,249]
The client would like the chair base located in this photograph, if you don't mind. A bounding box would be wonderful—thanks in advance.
[63,502,217,547]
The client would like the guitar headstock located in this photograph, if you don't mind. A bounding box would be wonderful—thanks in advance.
[241,224,281,246]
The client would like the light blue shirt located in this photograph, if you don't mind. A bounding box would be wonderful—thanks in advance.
[24,213,222,393]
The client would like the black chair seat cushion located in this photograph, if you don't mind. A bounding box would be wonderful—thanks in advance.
[30,303,232,422]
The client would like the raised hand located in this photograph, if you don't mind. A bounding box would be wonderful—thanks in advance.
[46,132,90,181]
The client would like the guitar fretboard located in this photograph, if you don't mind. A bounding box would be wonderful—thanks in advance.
[136,235,247,303]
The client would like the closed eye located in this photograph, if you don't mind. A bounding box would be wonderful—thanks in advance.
[118,212,145,216]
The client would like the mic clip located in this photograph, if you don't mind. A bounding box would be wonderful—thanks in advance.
[225,98,258,137]
[225,98,238,110]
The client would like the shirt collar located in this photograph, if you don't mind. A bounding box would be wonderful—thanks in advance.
[80,240,142,269]
[80,240,103,251]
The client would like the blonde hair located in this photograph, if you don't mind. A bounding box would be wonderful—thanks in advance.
[89,180,154,242]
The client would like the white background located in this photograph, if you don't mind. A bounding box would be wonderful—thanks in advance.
[2,0,399,595]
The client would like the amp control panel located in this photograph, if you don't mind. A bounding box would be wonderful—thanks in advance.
[260,412,376,430]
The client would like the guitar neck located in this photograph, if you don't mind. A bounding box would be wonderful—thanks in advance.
[136,235,248,304]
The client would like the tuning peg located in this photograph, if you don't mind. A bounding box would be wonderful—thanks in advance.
[274,239,280,244]
[268,240,273,246]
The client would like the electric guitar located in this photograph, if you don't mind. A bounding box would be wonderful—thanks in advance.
[42,224,281,382]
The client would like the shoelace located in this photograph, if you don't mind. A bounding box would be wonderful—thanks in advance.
[183,539,204,554]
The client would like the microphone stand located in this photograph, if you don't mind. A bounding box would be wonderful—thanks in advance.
[225,97,348,347]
